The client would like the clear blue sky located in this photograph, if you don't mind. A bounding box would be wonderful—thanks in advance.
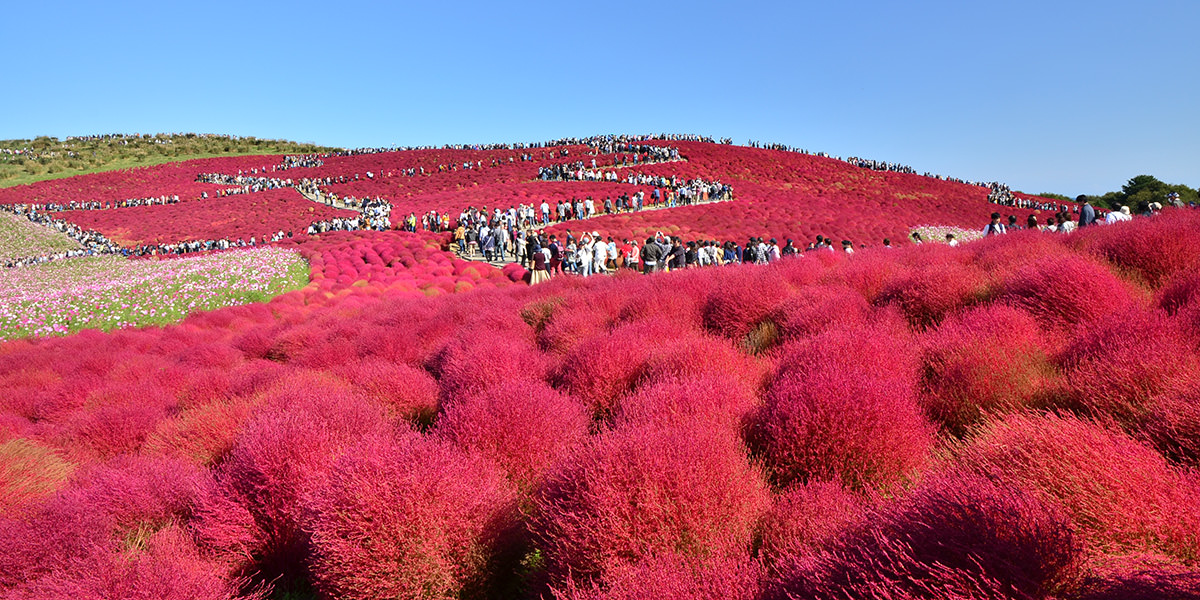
[2,0,1196,196]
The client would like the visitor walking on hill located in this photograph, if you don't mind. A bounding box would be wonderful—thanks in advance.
[983,212,1007,236]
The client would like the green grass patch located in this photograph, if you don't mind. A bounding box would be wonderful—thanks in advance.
[0,134,337,188]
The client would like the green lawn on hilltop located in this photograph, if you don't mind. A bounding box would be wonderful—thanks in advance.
[0,133,338,188]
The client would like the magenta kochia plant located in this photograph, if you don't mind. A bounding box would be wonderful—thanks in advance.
[305,433,518,600]
[749,316,935,491]
[955,412,1200,562]
[192,376,392,579]
[919,304,1056,437]
[768,474,1084,600]
[550,553,763,600]
[435,380,590,494]
[530,420,770,586]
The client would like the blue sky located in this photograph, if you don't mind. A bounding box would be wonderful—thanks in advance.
[2,0,1196,195]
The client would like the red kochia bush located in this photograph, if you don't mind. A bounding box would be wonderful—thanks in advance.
[956,412,1200,561]
[433,329,548,400]
[765,284,871,344]
[435,380,590,492]
[1074,558,1200,600]
[1157,269,1200,315]
[196,380,390,576]
[10,525,251,600]
[1070,208,1200,288]
[1143,388,1200,467]
[877,254,991,328]
[999,254,1141,330]
[0,438,74,516]
[920,304,1057,437]
[770,474,1084,600]
[637,333,765,396]
[1057,307,1200,430]
[332,358,439,425]
[551,319,687,419]
[758,481,866,574]
[751,319,934,491]
[305,434,517,600]
[0,456,210,595]
[613,375,759,434]
[531,421,770,584]
[701,266,791,341]
[552,553,762,600]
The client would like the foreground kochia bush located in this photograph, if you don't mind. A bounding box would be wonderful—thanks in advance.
[770,474,1084,600]
[751,318,934,491]
[955,412,1200,562]
[531,421,770,585]
[306,434,517,600]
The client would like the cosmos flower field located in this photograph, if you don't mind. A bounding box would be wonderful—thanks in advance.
[0,138,1197,600]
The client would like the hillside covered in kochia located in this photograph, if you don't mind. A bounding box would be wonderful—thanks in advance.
[2,135,1199,600]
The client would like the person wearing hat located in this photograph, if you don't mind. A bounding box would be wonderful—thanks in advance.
[781,238,797,257]
[767,238,781,262]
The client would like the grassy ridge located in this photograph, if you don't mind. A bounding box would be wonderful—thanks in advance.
[0,133,337,188]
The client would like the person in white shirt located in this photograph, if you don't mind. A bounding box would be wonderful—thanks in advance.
[1105,205,1133,224]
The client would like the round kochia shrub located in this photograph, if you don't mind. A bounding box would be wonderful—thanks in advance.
[305,434,517,600]
[332,358,439,425]
[1056,307,1200,430]
[550,319,688,420]
[195,379,390,577]
[701,266,791,341]
[531,421,770,584]
[955,412,1200,561]
[435,380,590,493]
[920,304,1056,437]
[758,481,865,574]
[999,254,1141,330]
[764,284,871,344]
[613,374,759,434]
[750,319,935,491]
[877,254,991,328]
[770,474,1084,600]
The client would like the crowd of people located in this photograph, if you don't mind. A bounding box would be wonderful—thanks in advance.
[516,231,873,283]
[746,140,1010,190]
[306,212,392,236]
[1,205,124,268]
[5,195,185,213]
